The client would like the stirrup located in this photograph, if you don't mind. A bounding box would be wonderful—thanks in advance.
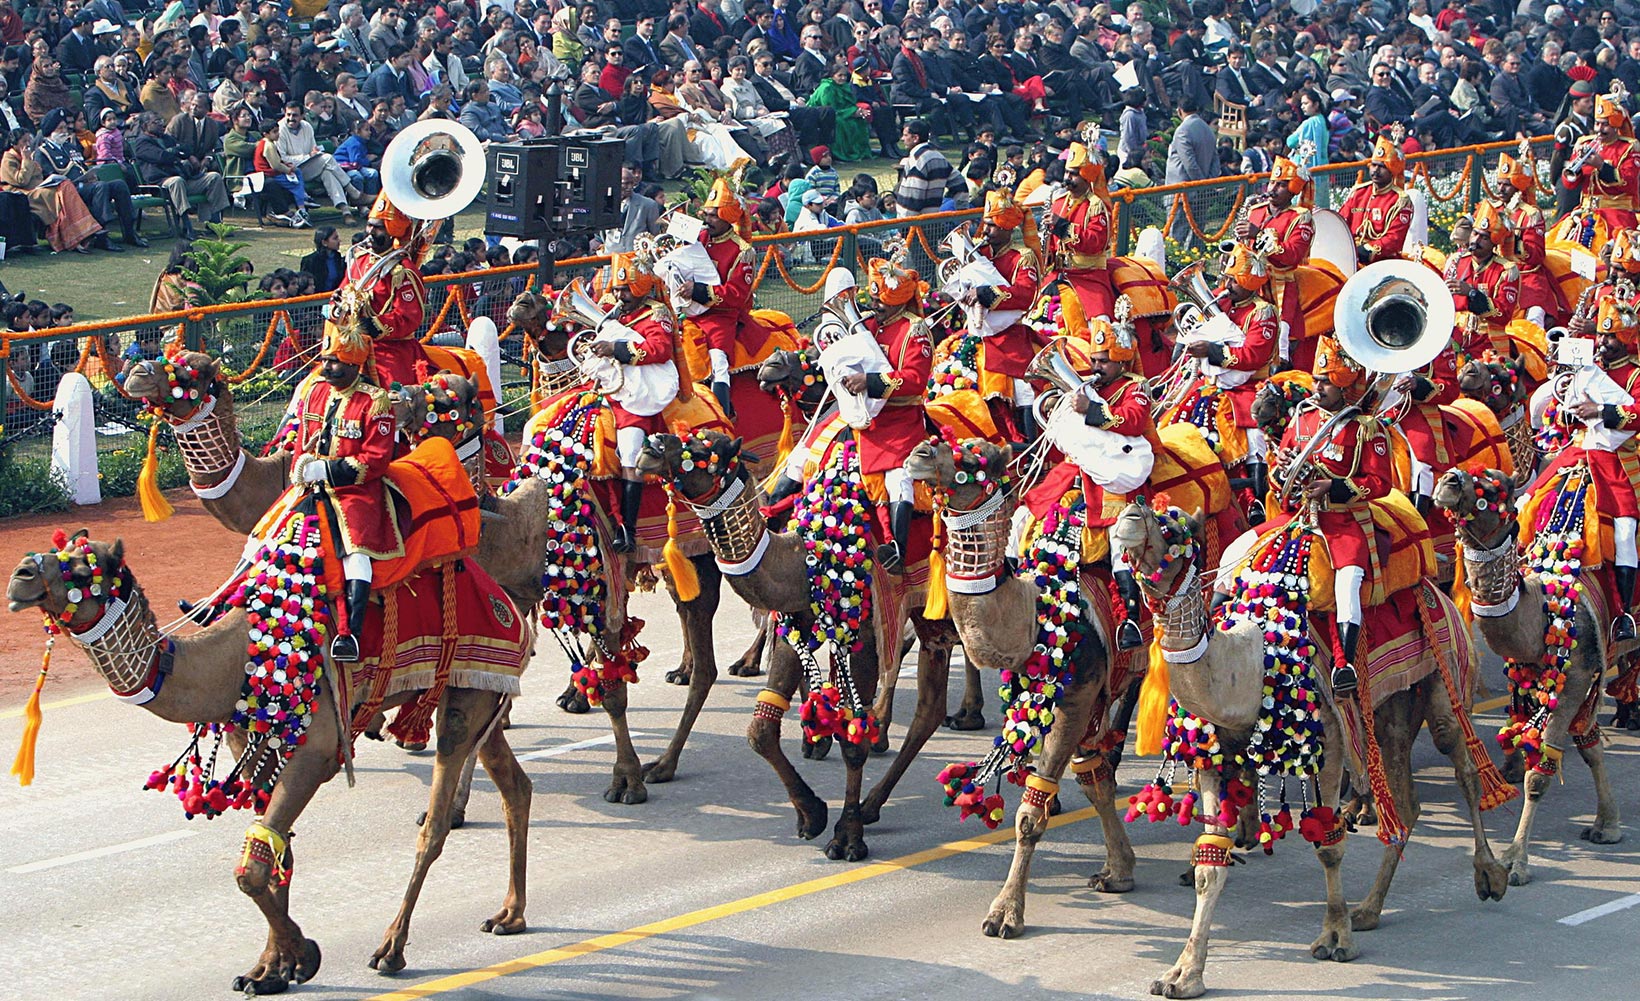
[1247,498,1266,524]
[1331,664,1359,698]
[331,632,361,663]
[611,525,636,554]
[1615,612,1637,642]
[1116,618,1144,651]
[877,541,904,574]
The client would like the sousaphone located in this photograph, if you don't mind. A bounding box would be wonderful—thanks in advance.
[380,119,487,222]
[1309,208,1358,278]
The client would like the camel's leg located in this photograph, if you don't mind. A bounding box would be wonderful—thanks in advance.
[645,563,724,783]
[748,639,829,840]
[860,619,956,825]
[828,635,883,861]
[476,706,531,936]
[1349,691,1420,931]
[946,656,987,730]
[982,665,1103,939]
[1501,652,1604,885]
[233,682,342,993]
[1081,755,1138,893]
[600,675,648,805]
[665,611,695,686]
[1151,775,1226,1000]
[1308,724,1356,963]
[729,613,770,677]
[868,623,907,754]
[1576,732,1624,844]
[422,751,476,829]
[371,690,498,975]
[1422,677,1509,903]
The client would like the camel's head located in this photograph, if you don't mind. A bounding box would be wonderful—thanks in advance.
[1432,465,1523,545]
[122,350,221,421]
[1251,373,1313,439]
[637,430,749,502]
[397,369,482,447]
[1458,356,1526,416]
[907,438,1012,509]
[9,530,128,631]
[1111,500,1203,595]
[756,347,828,412]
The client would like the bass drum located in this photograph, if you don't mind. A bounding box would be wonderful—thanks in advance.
[1310,208,1357,278]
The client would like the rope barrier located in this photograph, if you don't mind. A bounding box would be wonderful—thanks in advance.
[222,310,290,385]
[769,237,845,294]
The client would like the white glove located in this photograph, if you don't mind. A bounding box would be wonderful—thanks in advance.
[300,459,329,484]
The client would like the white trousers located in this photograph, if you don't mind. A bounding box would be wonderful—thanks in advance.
[1012,378,1036,407]
[882,466,913,504]
[1246,426,1268,464]
[1334,564,1365,627]
[708,348,732,384]
[1618,516,1638,568]
[616,425,647,469]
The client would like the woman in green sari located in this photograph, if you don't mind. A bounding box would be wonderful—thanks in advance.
[807,63,872,163]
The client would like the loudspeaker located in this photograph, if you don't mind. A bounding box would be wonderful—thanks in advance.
[555,137,626,232]
[484,140,558,237]
[484,136,627,238]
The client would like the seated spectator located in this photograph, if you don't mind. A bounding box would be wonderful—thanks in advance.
[418,83,457,121]
[0,127,103,253]
[514,102,547,137]
[299,224,346,293]
[255,115,309,226]
[793,186,839,231]
[85,55,140,125]
[459,79,517,141]
[894,118,949,217]
[126,111,231,239]
[804,144,840,201]
[167,91,223,165]
[275,101,367,217]
[805,61,870,161]
[140,61,182,121]
[93,107,123,164]
[24,53,72,125]
[332,118,381,197]
[220,104,258,177]
[36,107,143,249]
[306,91,348,144]
[214,62,250,117]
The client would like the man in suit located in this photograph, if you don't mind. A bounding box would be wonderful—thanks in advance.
[363,44,417,107]
[1490,50,1546,134]
[624,16,664,77]
[1164,97,1217,243]
[56,13,100,74]
[166,90,223,163]
[890,28,945,133]
[1244,39,1289,105]
[751,50,834,148]
[658,14,704,73]
[791,23,831,95]
[1215,44,1260,108]
[688,0,727,49]
[1527,41,1570,120]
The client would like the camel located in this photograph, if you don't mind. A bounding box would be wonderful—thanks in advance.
[7,533,533,988]
[1457,357,1537,479]
[635,430,958,861]
[122,351,738,805]
[1112,501,1508,999]
[1433,466,1624,885]
[901,438,1140,939]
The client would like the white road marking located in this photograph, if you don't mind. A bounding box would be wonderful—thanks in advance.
[516,731,650,761]
[1559,893,1640,926]
[8,829,197,874]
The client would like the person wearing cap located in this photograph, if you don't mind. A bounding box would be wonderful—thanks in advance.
[971,184,1042,437]
[594,251,683,553]
[1046,136,1116,320]
[1267,335,1396,696]
[839,256,932,574]
[1557,93,1640,249]
[1497,148,1568,328]
[804,144,839,201]
[35,104,144,250]
[1552,77,1597,216]
[690,172,766,417]
[1339,130,1413,264]
[288,322,400,662]
[1237,152,1316,371]
[1529,296,1640,640]
[792,186,840,231]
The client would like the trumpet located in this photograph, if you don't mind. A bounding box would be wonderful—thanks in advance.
[1566,138,1600,177]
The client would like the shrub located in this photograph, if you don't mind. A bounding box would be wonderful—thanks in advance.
[0,453,72,518]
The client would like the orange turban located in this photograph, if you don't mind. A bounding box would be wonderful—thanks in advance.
[983,187,1024,230]
[1612,229,1640,272]
[323,322,373,366]
[867,257,927,308]
[1370,134,1406,185]
[1471,200,1512,246]
[1496,151,1533,193]
[1596,94,1634,136]
[1270,156,1308,196]
[703,175,743,224]
[1313,335,1365,390]
[1222,241,1270,292]
[369,191,414,244]
[1065,141,1109,199]
[1597,296,1639,347]
[608,252,659,299]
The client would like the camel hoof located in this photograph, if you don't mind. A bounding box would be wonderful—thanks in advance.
[870,730,891,754]
[1178,869,1194,887]
[234,974,290,996]
[480,911,526,935]
[1349,908,1381,931]
[603,778,648,805]
[1310,929,1357,962]
[944,709,987,731]
[293,939,321,985]
[641,757,679,784]
[858,796,884,826]
[802,735,832,760]
[414,809,463,829]
[556,688,591,714]
[664,667,691,686]
[1088,870,1134,893]
[1500,752,1525,784]
[1476,860,1510,901]
[395,739,428,752]
[795,797,829,840]
[1150,975,1206,999]
[1507,861,1533,886]
[1581,824,1624,844]
[981,903,1024,939]
[728,658,763,677]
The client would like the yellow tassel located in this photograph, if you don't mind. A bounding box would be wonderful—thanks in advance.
[663,486,701,602]
[10,632,51,786]
[924,509,949,619]
[775,394,796,469]
[1134,636,1170,757]
[137,419,175,523]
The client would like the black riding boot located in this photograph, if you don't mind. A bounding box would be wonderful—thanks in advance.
[613,479,644,553]
[331,579,371,662]
[1615,565,1637,641]
[1113,569,1145,650]
[767,474,804,505]
[1411,492,1433,520]
[712,380,736,419]
[1332,621,1361,697]
[1246,461,1268,524]
[1015,405,1039,440]
[878,501,913,574]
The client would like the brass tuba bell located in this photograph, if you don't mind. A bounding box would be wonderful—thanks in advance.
[938,224,979,286]
[1024,336,1092,427]
[380,120,487,221]
[1333,258,1453,376]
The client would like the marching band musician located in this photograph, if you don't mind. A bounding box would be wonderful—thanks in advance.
[291,323,401,662]
[1339,132,1414,266]
[1559,93,1640,248]
[1448,201,1522,357]
[1045,136,1116,329]
[1267,337,1396,697]
[1497,147,1569,328]
[1532,297,1640,640]
[1065,301,1157,650]
[838,256,932,574]
[335,193,429,388]
[595,252,682,553]
[1235,154,1315,371]
[1570,229,1640,335]
[974,185,1044,439]
[689,172,767,418]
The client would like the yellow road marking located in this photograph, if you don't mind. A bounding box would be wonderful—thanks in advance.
[365,805,1102,1001]
[0,689,111,719]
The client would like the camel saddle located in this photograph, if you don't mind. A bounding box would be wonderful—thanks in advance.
[1293,260,1348,342]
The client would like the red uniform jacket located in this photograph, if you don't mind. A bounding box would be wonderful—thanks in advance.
[1339,181,1413,262]
[692,229,767,363]
[978,242,1041,378]
[1533,357,1640,521]
[340,249,428,388]
[610,301,677,432]
[1452,251,1520,347]
[1046,189,1114,318]
[1249,203,1314,340]
[859,312,932,475]
[1507,198,1569,322]
[1216,297,1280,426]
[1564,136,1640,221]
[295,379,404,559]
[1269,404,1393,570]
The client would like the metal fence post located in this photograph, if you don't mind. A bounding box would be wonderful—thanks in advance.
[0,337,10,443]
[842,226,858,278]
[1116,197,1133,257]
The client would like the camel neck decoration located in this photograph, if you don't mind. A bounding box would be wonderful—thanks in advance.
[145,511,332,820]
[672,436,766,572]
[937,497,1086,828]
[930,436,1014,594]
[1451,466,1522,613]
[503,391,643,705]
[778,441,879,748]
[928,333,983,397]
[1498,472,1587,774]
[146,352,245,494]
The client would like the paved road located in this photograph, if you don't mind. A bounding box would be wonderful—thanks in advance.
[2,585,1638,1001]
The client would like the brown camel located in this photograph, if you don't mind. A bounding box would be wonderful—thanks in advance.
[1433,466,1624,884]
[7,534,532,988]
[1112,501,1508,999]
[1457,357,1537,479]
[636,430,959,860]
[902,438,1140,939]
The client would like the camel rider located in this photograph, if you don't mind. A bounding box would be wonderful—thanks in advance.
[688,173,767,418]
[1339,131,1414,265]
[1065,304,1157,650]
[1571,229,1640,336]
[1448,201,1522,362]
[974,185,1044,438]
[333,193,429,389]
[594,251,683,552]
[1236,153,1315,370]
[293,324,402,662]
[1532,297,1640,640]
[1497,147,1568,328]
[1045,136,1116,330]
[766,269,857,509]
[839,256,933,573]
[1268,337,1394,697]
[1559,93,1640,247]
